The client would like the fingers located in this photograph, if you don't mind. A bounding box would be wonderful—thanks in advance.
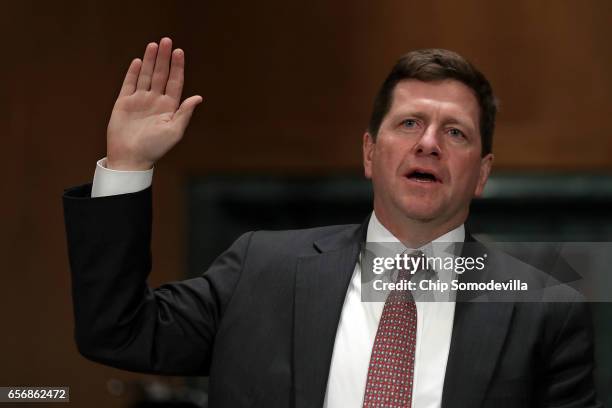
[136,42,159,91]
[130,39,193,106]
[172,95,203,133]
[151,37,173,94]
[165,49,185,102]
[118,58,142,97]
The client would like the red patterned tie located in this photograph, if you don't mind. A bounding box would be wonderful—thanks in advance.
[363,265,417,408]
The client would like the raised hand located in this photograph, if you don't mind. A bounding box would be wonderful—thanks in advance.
[106,37,203,170]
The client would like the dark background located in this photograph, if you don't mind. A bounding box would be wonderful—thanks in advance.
[2,0,611,406]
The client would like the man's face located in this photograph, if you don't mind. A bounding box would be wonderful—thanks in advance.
[363,79,493,229]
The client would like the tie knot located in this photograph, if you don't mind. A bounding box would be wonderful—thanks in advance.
[395,249,428,283]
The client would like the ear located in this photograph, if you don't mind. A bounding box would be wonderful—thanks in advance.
[474,153,494,197]
[363,132,375,179]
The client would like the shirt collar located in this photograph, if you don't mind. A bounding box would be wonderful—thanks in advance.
[366,211,465,246]
[365,212,463,301]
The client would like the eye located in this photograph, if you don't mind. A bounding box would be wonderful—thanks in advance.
[401,119,418,129]
[447,128,465,138]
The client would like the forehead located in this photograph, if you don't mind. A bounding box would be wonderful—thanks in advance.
[387,79,480,124]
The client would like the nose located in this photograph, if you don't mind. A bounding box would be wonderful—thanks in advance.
[413,125,442,158]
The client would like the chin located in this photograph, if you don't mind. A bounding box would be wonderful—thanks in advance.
[396,203,442,223]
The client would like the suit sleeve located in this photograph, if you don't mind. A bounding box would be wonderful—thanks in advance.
[63,183,251,375]
[538,300,603,408]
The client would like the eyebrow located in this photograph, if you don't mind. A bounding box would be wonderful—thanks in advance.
[391,110,476,132]
[443,117,475,131]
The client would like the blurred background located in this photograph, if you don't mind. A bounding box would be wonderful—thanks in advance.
[2,0,611,406]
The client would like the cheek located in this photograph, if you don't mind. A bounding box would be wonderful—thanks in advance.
[378,143,404,167]
[372,148,395,176]
[465,170,483,195]
[450,159,482,191]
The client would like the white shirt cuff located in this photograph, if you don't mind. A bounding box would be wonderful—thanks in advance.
[91,158,154,198]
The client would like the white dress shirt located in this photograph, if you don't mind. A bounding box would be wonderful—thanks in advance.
[91,158,153,198]
[91,158,463,408]
[323,215,461,408]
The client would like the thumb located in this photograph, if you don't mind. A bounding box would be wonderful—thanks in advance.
[173,95,203,132]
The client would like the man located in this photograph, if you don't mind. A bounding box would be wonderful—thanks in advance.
[63,38,601,407]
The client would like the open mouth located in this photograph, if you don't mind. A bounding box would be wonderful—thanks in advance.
[406,170,440,183]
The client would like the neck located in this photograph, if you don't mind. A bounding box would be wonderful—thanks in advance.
[373,206,466,248]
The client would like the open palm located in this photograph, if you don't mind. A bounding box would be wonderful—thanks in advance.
[106,38,202,170]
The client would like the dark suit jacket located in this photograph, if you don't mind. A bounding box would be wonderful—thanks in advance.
[63,184,602,408]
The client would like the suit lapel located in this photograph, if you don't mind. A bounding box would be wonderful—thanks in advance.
[293,221,367,408]
[291,225,515,408]
[442,234,515,408]
[441,301,514,408]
